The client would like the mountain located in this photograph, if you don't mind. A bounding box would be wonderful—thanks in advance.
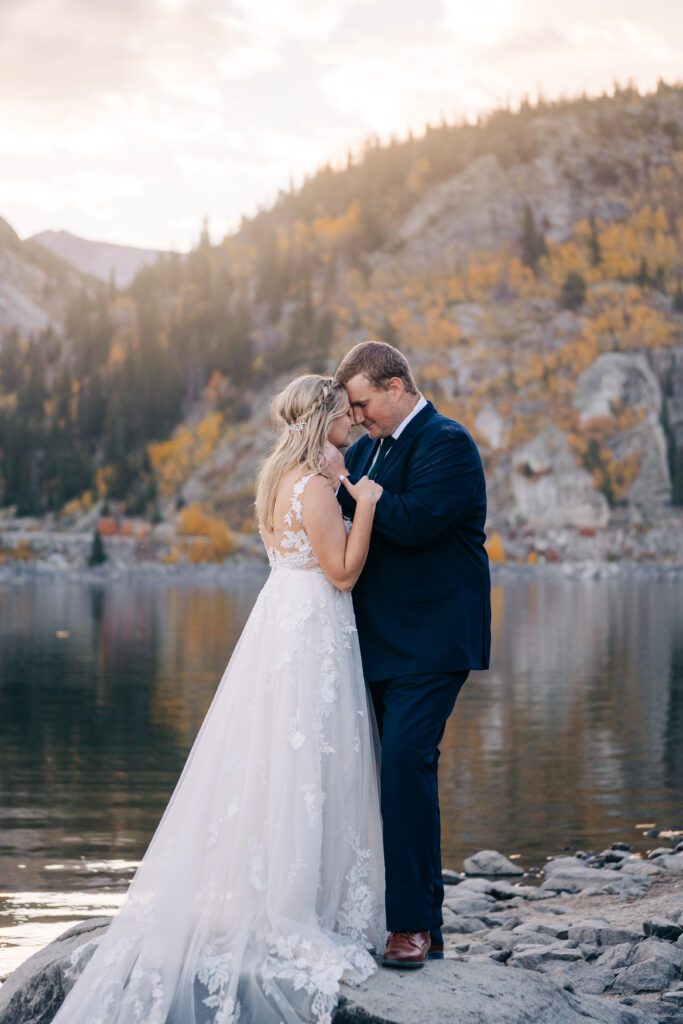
[0,217,90,342]
[1,81,683,559]
[29,229,171,289]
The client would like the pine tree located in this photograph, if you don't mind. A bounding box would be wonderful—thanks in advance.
[560,272,587,310]
[588,212,601,267]
[521,204,547,272]
[88,530,107,566]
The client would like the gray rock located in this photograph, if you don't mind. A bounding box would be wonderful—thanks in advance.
[612,956,679,994]
[649,847,676,859]
[567,920,642,947]
[510,425,610,528]
[510,923,564,946]
[544,857,589,874]
[0,908,658,1024]
[573,352,671,515]
[0,917,110,1024]
[444,895,496,917]
[643,918,683,942]
[661,989,683,1003]
[660,853,683,873]
[630,938,683,969]
[552,961,617,995]
[441,908,487,934]
[337,956,651,1023]
[509,944,583,971]
[442,868,463,885]
[620,859,666,877]
[596,943,636,971]
[463,849,524,876]
[541,868,649,896]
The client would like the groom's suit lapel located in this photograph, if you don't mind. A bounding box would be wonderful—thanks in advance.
[366,400,437,482]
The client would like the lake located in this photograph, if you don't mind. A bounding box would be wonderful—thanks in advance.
[1,571,682,978]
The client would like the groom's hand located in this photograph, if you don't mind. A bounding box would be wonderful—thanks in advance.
[322,441,346,483]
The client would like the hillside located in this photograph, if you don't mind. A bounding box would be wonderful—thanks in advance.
[1,81,683,566]
[0,217,90,339]
[30,229,172,289]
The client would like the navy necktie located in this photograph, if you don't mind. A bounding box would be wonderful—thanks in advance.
[368,436,396,480]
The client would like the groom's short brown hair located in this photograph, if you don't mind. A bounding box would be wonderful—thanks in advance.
[335,340,418,394]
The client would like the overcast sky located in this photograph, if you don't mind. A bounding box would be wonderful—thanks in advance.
[0,0,681,251]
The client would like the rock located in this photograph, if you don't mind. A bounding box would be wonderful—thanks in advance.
[509,944,584,971]
[596,944,637,971]
[474,404,507,451]
[441,908,487,934]
[573,352,671,515]
[463,849,524,876]
[541,868,649,896]
[620,859,666,877]
[443,895,496,917]
[611,956,679,994]
[544,856,597,874]
[659,853,683,872]
[510,425,610,529]
[552,961,617,995]
[611,843,633,852]
[567,921,642,947]
[0,917,110,1024]
[441,868,463,885]
[661,989,683,1003]
[336,955,651,1023]
[643,918,683,942]
[648,847,675,859]
[489,881,540,900]
[630,938,683,969]
[510,923,564,946]
[601,850,630,864]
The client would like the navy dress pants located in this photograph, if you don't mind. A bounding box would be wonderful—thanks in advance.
[368,670,469,944]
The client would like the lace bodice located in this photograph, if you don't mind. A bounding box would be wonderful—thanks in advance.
[260,472,335,572]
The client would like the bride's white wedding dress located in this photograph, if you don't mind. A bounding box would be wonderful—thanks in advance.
[52,472,386,1024]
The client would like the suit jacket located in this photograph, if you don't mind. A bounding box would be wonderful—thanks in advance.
[337,400,491,681]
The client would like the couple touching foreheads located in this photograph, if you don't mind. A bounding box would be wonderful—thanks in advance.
[51,341,491,1024]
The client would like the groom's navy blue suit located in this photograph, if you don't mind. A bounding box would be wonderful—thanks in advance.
[337,399,491,942]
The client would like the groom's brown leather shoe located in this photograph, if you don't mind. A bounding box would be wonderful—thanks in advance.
[381,931,431,968]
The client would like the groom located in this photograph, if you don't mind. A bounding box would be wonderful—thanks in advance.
[331,341,491,968]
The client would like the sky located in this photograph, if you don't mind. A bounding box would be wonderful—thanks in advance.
[0,0,681,252]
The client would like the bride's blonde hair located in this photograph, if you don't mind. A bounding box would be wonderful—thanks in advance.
[255,374,350,533]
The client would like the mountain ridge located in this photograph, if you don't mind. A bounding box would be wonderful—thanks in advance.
[1,81,683,562]
[29,229,173,289]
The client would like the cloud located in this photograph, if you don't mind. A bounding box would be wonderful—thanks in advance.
[0,0,681,249]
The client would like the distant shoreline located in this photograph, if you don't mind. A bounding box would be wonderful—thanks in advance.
[1,553,682,586]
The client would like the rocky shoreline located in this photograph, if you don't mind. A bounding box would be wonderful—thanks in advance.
[2,840,682,1023]
[1,541,682,587]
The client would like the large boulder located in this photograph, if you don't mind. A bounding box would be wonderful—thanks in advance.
[573,353,671,514]
[336,956,649,1023]
[0,917,107,1024]
[1,918,653,1024]
[511,424,610,527]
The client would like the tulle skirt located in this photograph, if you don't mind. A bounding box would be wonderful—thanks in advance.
[52,565,386,1024]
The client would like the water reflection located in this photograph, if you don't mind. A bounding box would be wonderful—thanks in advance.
[0,573,682,976]
[438,579,683,865]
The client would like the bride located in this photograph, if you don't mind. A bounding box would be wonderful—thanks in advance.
[51,374,387,1024]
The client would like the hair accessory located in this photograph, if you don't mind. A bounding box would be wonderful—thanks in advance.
[287,420,306,433]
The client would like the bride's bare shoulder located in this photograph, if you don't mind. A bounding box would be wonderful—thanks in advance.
[300,472,338,510]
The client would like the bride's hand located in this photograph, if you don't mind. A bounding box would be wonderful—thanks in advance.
[339,474,383,505]
[322,441,346,482]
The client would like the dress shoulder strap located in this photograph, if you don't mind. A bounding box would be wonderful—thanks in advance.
[284,472,319,527]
